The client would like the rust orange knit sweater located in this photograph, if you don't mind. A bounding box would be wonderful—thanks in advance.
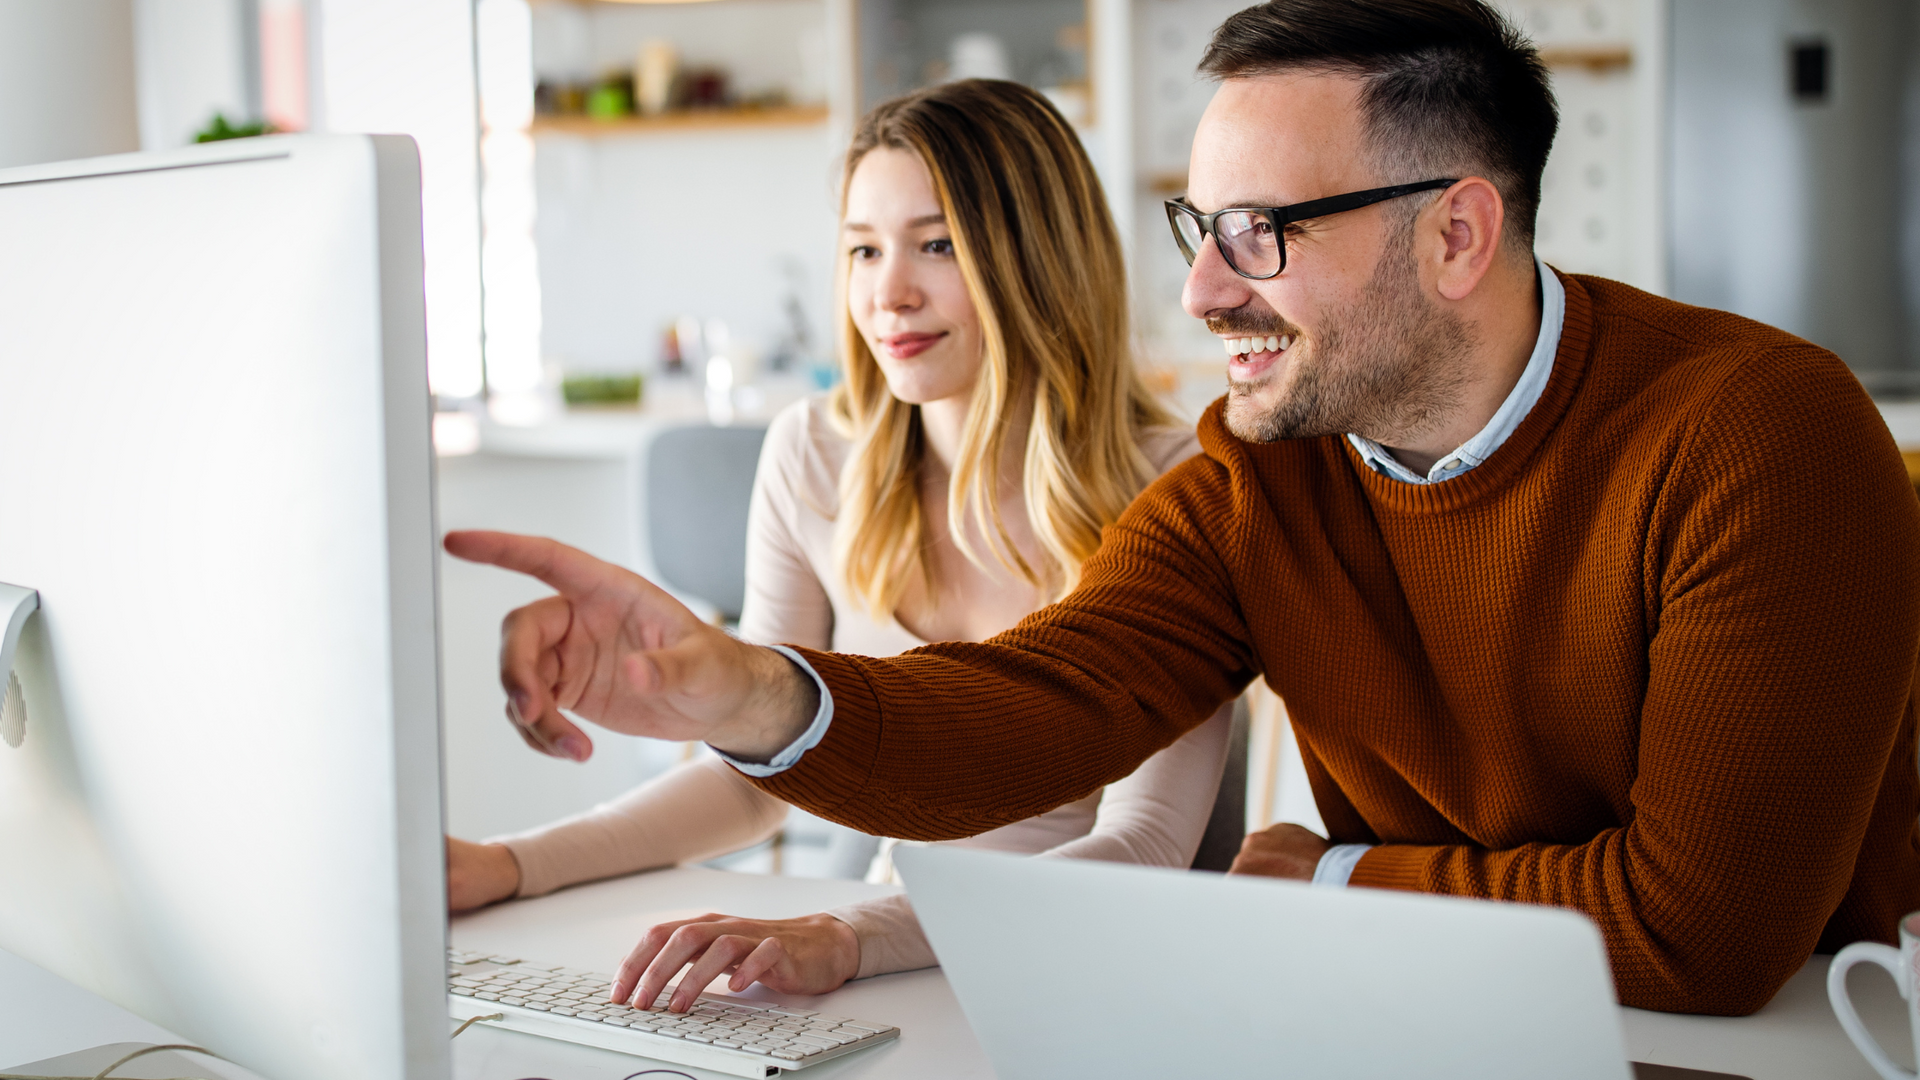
[754,273,1920,1016]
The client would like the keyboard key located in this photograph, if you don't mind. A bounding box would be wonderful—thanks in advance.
[473,993,500,1002]
[771,1051,805,1061]
[684,1034,714,1044]
[523,1003,550,1012]
[654,1030,684,1039]
[740,1046,771,1056]
[839,1021,889,1033]
[714,1040,743,1049]
[767,1008,816,1018]
[808,1032,858,1045]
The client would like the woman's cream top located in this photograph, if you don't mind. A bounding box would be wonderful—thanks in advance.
[494,396,1235,979]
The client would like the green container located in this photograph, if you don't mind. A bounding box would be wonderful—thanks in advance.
[586,84,632,119]
[561,373,644,407]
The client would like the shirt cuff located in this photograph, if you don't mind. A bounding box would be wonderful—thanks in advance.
[710,644,834,777]
[1312,843,1373,887]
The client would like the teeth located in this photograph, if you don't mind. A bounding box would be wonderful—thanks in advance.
[1224,335,1293,357]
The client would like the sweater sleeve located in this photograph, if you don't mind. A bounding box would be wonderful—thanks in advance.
[817,699,1236,976]
[820,700,1236,979]
[750,450,1257,840]
[493,755,790,898]
[1347,349,1920,1016]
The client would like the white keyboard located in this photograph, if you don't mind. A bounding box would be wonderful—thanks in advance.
[446,949,900,1078]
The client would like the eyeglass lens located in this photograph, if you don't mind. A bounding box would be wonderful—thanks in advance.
[1214,211,1280,277]
[1169,207,1282,278]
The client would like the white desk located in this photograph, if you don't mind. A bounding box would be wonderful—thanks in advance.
[2,867,1914,1080]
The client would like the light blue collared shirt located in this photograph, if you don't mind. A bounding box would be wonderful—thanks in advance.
[721,261,1569,889]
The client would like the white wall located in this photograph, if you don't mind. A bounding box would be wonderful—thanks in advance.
[314,0,486,399]
[131,0,251,151]
[0,0,140,169]
[533,125,841,376]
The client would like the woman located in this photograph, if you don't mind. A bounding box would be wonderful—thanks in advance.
[445,79,1233,1009]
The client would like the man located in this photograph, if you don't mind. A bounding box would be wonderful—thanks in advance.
[448,0,1920,1016]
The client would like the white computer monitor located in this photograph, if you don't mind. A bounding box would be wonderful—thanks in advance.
[0,135,449,1080]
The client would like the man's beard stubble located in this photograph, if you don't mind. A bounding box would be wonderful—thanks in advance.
[1217,229,1476,446]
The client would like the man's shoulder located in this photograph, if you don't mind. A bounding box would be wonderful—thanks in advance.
[1574,273,1859,413]
[1569,273,1896,496]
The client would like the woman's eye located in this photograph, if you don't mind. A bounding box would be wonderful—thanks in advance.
[849,244,879,260]
[924,237,954,256]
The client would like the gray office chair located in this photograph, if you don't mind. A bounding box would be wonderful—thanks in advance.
[638,422,769,624]
[1190,695,1252,872]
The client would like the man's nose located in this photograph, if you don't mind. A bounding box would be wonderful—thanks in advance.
[1181,234,1254,321]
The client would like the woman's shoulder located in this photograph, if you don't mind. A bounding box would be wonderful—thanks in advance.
[760,393,853,511]
[1136,421,1203,479]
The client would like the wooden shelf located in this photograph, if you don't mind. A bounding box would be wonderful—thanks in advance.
[530,104,828,136]
[1538,46,1633,73]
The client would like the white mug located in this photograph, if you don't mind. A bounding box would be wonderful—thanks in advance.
[1829,911,1920,1079]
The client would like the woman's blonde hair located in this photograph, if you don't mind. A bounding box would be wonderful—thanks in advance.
[830,79,1174,617]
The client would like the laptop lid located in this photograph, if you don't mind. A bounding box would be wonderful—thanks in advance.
[895,846,1633,1080]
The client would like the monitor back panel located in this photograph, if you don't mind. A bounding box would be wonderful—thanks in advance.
[0,135,448,1080]
[896,845,1634,1080]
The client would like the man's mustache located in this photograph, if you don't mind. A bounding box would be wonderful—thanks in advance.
[1206,309,1300,338]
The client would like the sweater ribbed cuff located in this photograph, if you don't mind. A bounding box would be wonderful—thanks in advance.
[1344,844,1435,892]
[745,648,883,816]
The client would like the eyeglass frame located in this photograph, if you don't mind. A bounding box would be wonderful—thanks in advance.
[1164,179,1460,280]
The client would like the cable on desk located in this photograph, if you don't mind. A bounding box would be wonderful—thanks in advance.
[503,1060,698,1068]
[0,1041,225,1080]
[452,1012,506,1038]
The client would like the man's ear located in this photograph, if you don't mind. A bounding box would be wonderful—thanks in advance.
[1426,176,1505,302]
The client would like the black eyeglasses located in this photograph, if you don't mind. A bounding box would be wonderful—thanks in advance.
[1165,179,1459,279]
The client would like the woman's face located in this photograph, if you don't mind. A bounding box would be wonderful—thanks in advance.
[843,147,985,406]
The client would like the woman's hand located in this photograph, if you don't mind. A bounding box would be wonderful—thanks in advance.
[446,836,521,912]
[611,912,861,1011]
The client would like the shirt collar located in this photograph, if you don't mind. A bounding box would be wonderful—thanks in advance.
[1346,258,1566,485]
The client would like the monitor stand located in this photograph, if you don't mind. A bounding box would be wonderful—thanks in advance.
[0,582,36,749]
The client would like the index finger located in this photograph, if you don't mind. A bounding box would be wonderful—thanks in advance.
[443,530,627,597]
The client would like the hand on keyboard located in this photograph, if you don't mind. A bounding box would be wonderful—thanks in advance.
[614,912,862,1011]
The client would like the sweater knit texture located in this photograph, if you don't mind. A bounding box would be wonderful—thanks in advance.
[751,273,1920,1016]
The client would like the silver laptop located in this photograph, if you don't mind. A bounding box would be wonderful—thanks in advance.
[895,845,1636,1080]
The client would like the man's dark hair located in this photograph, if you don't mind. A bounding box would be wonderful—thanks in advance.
[1199,0,1557,251]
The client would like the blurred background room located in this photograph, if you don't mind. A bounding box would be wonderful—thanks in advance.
[5,0,1919,878]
